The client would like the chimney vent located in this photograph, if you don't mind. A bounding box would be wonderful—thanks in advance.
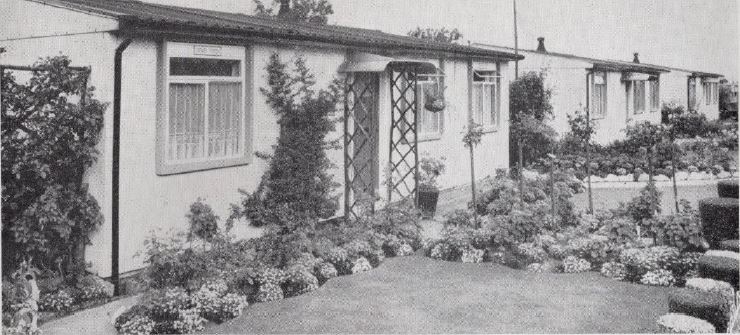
[633,53,640,63]
[536,37,547,52]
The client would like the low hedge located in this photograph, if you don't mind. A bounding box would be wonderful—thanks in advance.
[668,288,731,332]
[697,255,739,290]
[718,179,739,199]
[699,198,739,247]
[719,239,739,252]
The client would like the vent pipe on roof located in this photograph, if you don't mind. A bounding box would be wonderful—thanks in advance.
[536,37,547,53]
[633,53,640,63]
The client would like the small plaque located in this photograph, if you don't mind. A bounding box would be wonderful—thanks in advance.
[193,45,222,56]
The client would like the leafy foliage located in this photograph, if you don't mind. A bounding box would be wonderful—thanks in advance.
[1,56,105,275]
[230,54,340,228]
[186,199,220,243]
[509,71,557,168]
[407,27,463,43]
[254,0,333,24]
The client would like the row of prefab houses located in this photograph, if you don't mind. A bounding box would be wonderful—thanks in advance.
[0,0,723,281]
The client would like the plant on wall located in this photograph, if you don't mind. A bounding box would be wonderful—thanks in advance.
[229,53,340,229]
[254,0,334,24]
[407,27,463,44]
[1,56,105,277]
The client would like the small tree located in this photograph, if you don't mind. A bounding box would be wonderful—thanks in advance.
[229,53,340,230]
[509,71,556,180]
[563,109,596,213]
[463,122,483,228]
[662,103,685,213]
[2,56,105,276]
[254,0,333,24]
[407,27,463,43]
[624,121,664,184]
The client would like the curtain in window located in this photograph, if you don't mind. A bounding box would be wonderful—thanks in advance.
[169,83,205,161]
[592,83,606,118]
[208,82,242,158]
[417,82,441,134]
[473,84,496,126]
[649,80,660,110]
[634,81,646,113]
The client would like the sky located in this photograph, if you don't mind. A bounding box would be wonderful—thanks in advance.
[146,0,739,80]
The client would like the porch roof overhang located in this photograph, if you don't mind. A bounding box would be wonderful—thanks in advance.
[590,61,669,76]
[338,52,439,74]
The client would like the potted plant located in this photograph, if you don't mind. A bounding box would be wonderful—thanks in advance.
[423,76,446,113]
[418,155,446,219]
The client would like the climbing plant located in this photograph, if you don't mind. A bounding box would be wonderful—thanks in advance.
[229,53,341,230]
[1,56,105,276]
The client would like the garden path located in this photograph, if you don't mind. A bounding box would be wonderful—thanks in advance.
[208,254,669,333]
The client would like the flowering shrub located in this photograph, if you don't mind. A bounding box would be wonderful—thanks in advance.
[514,242,547,264]
[600,262,628,281]
[429,242,454,261]
[619,246,680,280]
[253,267,287,286]
[286,252,323,272]
[282,267,319,297]
[254,283,284,303]
[460,247,484,263]
[147,287,192,320]
[657,313,716,333]
[325,247,352,274]
[546,244,568,260]
[350,257,372,274]
[566,235,613,267]
[38,289,75,313]
[172,308,206,333]
[562,256,591,273]
[704,250,740,260]
[640,269,676,286]
[670,252,703,280]
[76,277,113,303]
[115,306,155,335]
[199,293,247,323]
[314,262,338,283]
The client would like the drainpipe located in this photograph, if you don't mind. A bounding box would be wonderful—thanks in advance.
[585,71,593,214]
[112,38,133,296]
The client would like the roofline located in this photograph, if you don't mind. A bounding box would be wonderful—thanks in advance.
[30,0,523,62]
[474,42,723,77]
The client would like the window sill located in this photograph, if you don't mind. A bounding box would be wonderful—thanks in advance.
[417,133,442,142]
[480,125,500,134]
[156,155,250,175]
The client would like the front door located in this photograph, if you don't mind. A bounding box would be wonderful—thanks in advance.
[344,72,379,219]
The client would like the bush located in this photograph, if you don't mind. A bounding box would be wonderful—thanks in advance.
[699,198,739,247]
[697,255,739,290]
[350,257,372,274]
[619,246,680,281]
[282,267,319,297]
[186,199,220,242]
[718,179,738,199]
[657,313,716,333]
[485,202,552,246]
[2,56,106,276]
[652,209,705,252]
[172,308,206,333]
[600,262,628,281]
[566,235,614,267]
[195,291,247,323]
[115,305,155,335]
[324,247,352,275]
[719,239,739,252]
[38,289,75,314]
[514,242,547,264]
[670,252,704,282]
[254,283,284,303]
[685,278,735,311]
[598,217,638,245]
[562,256,591,273]
[460,247,484,263]
[668,288,731,332]
[640,269,676,286]
[314,262,337,284]
[146,287,193,320]
[253,267,287,286]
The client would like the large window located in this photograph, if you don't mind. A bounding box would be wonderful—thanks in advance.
[704,81,719,105]
[416,74,443,138]
[472,70,501,128]
[159,42,248,175]
[590,71,607,119]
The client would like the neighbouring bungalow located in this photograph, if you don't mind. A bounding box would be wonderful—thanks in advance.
[476,38,723,145]
[0,0,521,286]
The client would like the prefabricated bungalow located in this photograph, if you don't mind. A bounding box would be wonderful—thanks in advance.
[476,38,723,145]
[1,0,521,285]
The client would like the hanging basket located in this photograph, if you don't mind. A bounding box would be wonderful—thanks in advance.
[424,96,446,113]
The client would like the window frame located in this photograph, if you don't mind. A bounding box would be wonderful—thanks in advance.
[156,41,252,176]
[590,71,608,119]
[648,77,660,112]
[472,69,502,131]
[633,80,646,114]
[415,74,444,141]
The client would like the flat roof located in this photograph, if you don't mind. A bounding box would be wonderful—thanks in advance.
[32,0,524,62]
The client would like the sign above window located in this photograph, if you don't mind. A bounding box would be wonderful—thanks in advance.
[194,45,222,57]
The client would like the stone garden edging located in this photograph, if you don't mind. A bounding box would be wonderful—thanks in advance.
[583,173,738,189]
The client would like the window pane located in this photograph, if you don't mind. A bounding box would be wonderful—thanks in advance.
[170,57,241,76]
[169,83,206,160]
[650,80,660,110]
[208,82,242,158]
[634,81,645,113]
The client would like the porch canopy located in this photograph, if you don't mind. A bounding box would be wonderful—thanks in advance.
[589,61,669,81]
[338,52,439,74]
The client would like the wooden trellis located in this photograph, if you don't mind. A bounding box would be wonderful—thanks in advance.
[344,73,379,220]
[387,65,419,204]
